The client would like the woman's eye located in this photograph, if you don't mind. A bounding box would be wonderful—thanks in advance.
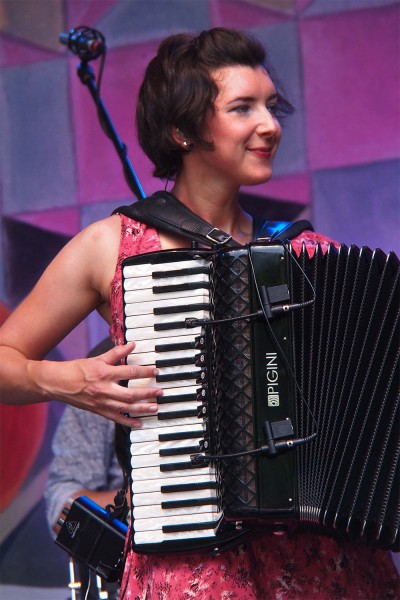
[232,104,251,114]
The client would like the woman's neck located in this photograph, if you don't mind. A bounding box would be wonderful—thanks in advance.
[170,178,253,245]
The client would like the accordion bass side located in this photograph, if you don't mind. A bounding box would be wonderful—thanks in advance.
[122,242,399,553]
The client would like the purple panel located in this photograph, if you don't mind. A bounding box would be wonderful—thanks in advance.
[312,160,400,255]
[66,0,118,29]
[13,208,80,236]
[302,0,397,17]
[70,41,161,204]
[242,171,311,204]
[301,6,400,170]
[254,22,307,176]
[0,35,56,67]
[1,59,77,214]
[211,0,291,27]
[96,0,209,47]
[57,320,89,360]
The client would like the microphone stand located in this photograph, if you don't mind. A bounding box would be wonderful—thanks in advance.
[77,60,146,201]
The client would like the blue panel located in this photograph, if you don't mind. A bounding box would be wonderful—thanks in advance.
[1,59,76,214]
[312,160,400,255]
[301,0,398,17]
[96,0,210,46]
[80,199,131,229]
[87,311,111,352]
[251,22,307,177]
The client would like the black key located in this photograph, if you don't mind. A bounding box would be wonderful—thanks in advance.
[162,520,219,533]
[161,481,217,493]
[154,303,210,315]
[158,409,198,420]
[159,445,200,457]
[161,497,218,509]
[159,430,203,442]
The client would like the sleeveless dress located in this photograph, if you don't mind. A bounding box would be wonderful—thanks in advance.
[110,214,399,600]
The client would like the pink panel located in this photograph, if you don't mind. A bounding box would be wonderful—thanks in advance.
[300,6,400,169]
[242,172,311,204]
[296,0,314,12]
[13,208,80,237]
[210,0,290,27]
[0,35,56,67]
[70,40,160,204]
[66,0,119,30]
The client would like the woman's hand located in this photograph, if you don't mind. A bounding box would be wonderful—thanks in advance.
[28,342,162,427]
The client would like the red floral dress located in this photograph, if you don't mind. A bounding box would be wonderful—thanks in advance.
[110,214,399,600]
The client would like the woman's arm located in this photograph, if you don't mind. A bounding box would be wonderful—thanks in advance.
[0,217,163,426]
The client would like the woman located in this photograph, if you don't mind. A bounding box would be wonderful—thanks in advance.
[0,28,397,599]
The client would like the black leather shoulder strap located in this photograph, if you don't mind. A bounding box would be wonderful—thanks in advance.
[254,217,314,242]
[113,191,237,248]
[113,191,314,247]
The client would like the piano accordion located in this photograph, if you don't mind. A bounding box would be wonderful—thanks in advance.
[122,242,399,554]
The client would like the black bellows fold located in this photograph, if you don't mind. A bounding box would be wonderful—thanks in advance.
[289,243,399,550]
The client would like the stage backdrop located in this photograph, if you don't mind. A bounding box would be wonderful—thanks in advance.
[0,0,399,594]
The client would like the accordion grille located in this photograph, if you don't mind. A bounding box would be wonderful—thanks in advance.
[209,251,258,513]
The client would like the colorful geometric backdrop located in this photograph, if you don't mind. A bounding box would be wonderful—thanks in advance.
[0,0,399,595]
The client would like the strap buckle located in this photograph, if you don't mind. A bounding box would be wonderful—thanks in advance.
[205,228,232,246]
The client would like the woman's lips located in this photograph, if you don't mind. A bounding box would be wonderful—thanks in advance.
[247,146,273,158]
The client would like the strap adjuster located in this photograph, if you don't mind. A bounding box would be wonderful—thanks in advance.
[205,227,232,246]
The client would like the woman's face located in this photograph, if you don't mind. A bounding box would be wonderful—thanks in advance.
[198,65,282,189]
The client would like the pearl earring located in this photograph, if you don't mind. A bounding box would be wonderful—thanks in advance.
[183,140,194,151]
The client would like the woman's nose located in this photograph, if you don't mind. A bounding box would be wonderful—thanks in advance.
[257,107,281,137]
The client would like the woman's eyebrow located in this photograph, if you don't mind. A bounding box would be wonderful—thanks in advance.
[227,92,278,105]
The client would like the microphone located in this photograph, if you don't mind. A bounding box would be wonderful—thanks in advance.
[59,26,106,60]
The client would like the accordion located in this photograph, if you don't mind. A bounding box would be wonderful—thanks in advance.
[122,241,399,554]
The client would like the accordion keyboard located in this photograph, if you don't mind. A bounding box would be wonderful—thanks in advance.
[122,251,221,548]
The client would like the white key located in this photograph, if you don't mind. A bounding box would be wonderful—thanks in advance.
[133,528,217,545]
[133,502,217,520]
[124,287,209,304]
[129,336,201,354]
[131,465,215,481]
[123,272,209,292]
[130,422,204,443]
[131,452,196,469]
[130,415,201,430]
[131,472,215,494]
[134,510,221,532]
[130,438,202,456]
[126,326,203,342]
[125,309,208,330]
[127,349,199,366]
[123,258,209,279]
[128,378,198,390]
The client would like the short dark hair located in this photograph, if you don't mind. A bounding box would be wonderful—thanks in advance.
[136,27,293,180]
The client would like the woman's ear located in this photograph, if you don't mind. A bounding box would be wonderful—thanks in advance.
[171,127,194,151]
